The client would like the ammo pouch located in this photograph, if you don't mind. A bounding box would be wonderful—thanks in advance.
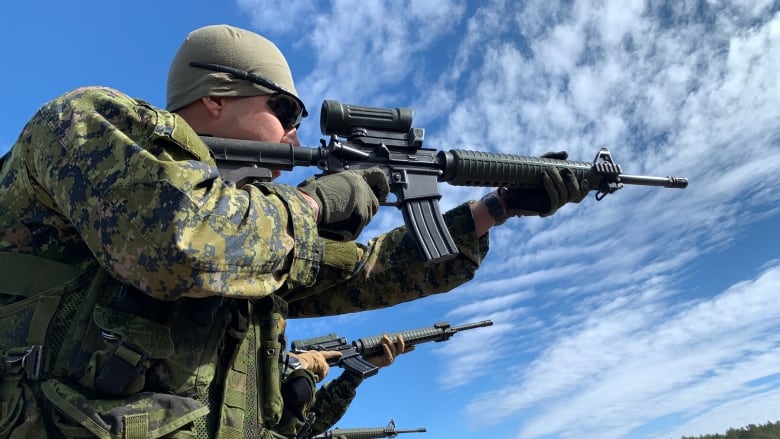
[254,294,290,427]
[272,362,317,439]
[279,353,316,422]
[53,276,230,438]
[248,294,316,438]
[0,253,231,438]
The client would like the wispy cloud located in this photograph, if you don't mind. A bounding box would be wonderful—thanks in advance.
[466,264,780,438]
[239,0,780,437]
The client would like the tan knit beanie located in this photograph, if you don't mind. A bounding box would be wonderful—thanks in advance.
[166,24,305,114]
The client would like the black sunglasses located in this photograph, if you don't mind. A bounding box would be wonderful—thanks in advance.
[189,61,307,130]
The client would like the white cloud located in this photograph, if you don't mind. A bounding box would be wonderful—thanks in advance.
[235,0,780,437]
[448,1,780,437]
[664,387,780,438]
[236,0,319,34]
[467,264,780,437]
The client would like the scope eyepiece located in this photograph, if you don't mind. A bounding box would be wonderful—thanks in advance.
[320,100,414,137]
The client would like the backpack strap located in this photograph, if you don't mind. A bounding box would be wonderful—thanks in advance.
[0,252,97,379]
[0,252,86,297]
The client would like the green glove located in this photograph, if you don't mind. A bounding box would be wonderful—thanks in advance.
[500,151,590,218]
[298,167,389,241]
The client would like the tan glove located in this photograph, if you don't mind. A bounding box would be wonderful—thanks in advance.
[364,334,416,368]
[290,350,343,382]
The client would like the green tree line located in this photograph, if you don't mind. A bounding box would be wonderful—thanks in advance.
[681,420,780,439]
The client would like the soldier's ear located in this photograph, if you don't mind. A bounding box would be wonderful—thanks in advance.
[200,96,227,119]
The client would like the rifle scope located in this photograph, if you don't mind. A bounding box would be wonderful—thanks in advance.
[320,100,414,137]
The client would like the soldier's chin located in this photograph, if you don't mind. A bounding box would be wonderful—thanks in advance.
[271,169,281,180]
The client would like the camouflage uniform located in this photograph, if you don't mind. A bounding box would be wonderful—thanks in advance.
[0,86,488,438]
[273,370,362,438]
[307,372,363,435]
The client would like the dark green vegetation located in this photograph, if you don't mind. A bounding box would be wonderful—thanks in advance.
[682,421,780,439]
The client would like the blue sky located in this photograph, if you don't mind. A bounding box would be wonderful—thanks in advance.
[2,1,779,438]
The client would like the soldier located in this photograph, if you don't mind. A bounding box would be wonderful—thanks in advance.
[275,334,412,438]
[0,24,586,439]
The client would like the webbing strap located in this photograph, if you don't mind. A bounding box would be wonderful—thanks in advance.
[215,302,253,439]
[0,253,97,379]
[123,413,149,439]
[0,252,85,297]
[220,333,248,431]
[28,296,60,346]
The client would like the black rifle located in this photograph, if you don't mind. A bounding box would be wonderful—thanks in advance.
[203,100,688,263]
[311,419,426,439]
[291,320,493,378]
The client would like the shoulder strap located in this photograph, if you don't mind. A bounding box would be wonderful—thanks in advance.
[0,252,87,297]
[0,253,98,379]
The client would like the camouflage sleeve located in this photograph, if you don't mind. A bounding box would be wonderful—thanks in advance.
[285,202,489,316]
[309,371,364,435]
[6,86,321,300]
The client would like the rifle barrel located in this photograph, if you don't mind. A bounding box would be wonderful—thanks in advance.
[619,174,688,188]
[322,426,427,439]
[451,320,494,332]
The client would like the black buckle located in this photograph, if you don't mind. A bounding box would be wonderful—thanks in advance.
[295,412,316,439]
[4,345,44,379]
[94,337,148,396]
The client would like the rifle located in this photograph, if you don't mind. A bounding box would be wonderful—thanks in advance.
[202,100,688,263]
[311,419,426,439]
[291,320,493,378]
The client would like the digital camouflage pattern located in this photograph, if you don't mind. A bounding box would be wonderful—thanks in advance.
[283,202,488,317]
[273,370,363,438]
[0,86,490,438]
[308,371,364,435]
[0,85,488,313]
[0,86,322,301]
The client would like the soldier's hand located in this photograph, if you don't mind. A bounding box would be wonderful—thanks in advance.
[499,151,589,219]
[290,350,343,382]
[365,334,415,369]
[298,167,389,241]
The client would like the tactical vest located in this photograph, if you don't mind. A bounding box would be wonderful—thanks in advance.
[0,252,309,439]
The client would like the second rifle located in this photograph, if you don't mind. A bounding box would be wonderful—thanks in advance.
[291,320,493,378]
[311,419,426,439]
